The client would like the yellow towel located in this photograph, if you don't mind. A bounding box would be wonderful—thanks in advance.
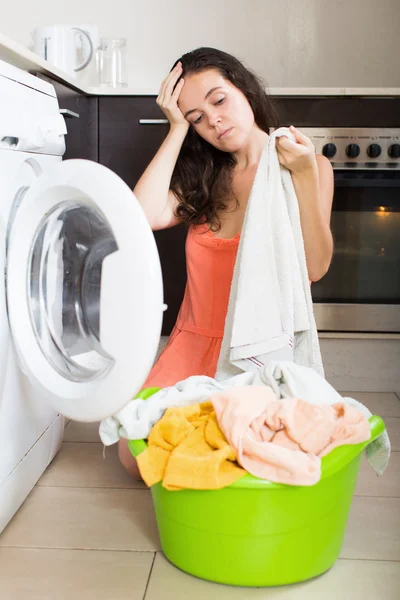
[136,402,246,490]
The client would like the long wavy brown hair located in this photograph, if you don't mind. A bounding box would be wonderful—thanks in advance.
[169,47,280,231]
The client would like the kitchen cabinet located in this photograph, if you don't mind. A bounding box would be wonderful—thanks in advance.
[37,74,98,161]
[273,97,400,127]
[98,97,187,335]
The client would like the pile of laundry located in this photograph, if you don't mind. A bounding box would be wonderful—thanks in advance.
[100,361,391,490]
[135,386,370,489]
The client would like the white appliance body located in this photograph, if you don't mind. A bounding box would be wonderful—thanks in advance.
[0,63,66,532]
[0,60,164,533]
[32,25,98,78]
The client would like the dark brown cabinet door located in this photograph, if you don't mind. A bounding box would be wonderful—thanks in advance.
[99,96,187,335]
[98,97,169,187]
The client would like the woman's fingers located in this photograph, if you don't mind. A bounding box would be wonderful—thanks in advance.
[289,125,315,150]
[172,77,185,99]
[158,62,183,105]
[156,61,189,127]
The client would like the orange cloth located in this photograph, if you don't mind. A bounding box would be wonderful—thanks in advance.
[144,224,240,388]
[136,401,246,490]
[212,386,371,486]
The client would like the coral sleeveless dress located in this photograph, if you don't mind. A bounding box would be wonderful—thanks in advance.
[143,223,240,389]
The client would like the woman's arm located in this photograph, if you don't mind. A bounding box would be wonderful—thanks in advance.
[291,154,334,281]
[276,127,334,282]
[133,125,187,230]
[133,61,189,230]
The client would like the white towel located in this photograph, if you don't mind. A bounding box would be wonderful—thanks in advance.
[216,127,324,381]
[99,361,390,477]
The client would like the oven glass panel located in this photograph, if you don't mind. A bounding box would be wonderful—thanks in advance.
[312,170,400,304]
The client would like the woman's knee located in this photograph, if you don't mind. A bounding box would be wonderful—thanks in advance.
[118,439,143,480]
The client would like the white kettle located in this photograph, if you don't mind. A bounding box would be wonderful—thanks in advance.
[32,25,98,78]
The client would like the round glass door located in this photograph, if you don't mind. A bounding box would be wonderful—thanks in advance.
[7,159,163,421]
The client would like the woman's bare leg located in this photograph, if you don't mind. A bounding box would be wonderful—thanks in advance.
[118,438,143,480]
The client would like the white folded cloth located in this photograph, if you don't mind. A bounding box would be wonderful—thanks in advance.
[99,361,390,476]
[216,127,324,380]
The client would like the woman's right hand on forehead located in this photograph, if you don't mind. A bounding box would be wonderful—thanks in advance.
[157,62,189,129]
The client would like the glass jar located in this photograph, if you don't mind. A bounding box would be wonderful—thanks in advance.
[95,37,128,88]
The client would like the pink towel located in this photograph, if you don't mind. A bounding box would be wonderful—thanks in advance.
[211,386,371,486]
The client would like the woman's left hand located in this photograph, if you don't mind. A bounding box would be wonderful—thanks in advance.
[276,125,317,174]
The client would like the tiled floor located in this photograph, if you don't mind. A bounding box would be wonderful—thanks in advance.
[0,392,399,599]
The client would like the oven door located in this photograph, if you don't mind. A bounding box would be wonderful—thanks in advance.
[312,169,400,332]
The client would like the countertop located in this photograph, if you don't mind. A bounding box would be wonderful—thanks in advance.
[1,33,400,97]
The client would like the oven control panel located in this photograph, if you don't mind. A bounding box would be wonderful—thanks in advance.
[296,128,400,169]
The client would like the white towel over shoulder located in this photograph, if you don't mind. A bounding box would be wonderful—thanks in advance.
[216,127,324,380]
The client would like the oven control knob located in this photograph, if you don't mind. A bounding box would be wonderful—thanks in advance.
[322,143,337,158]
[346,143,360,158]
[388,144,400,159]
[367,144,382,158]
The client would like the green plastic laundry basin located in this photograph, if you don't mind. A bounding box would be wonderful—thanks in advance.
[128,387,386,587]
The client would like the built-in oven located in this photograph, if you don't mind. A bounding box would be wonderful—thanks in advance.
[300,128,400,333]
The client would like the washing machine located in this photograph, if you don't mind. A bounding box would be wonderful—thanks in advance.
[0,59,164,532]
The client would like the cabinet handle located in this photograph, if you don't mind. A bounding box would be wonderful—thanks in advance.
[60,109,80,119]
[139,119,169,125]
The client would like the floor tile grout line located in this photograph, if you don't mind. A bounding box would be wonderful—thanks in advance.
[36,484,148,491]
[34,484,150,491]
[339,557,400,563]
[142,553,156,600]
[0,545,156,555]
[32,481,400,498]
[354,494,400,499]
[339,392,400,395]
[62,441,103,444]
[1,546,399,565]
[33,483,400,499]
[362,450,400,453]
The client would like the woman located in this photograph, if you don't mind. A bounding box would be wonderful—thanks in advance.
[119,47,334,477]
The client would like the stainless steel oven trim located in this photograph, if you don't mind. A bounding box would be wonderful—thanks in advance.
[313,303,400,333]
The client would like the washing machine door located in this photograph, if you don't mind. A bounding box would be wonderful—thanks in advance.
[6,159,164,421]
[0,214,10,398]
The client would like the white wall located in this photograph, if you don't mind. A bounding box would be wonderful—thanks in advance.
[1,0,399,90]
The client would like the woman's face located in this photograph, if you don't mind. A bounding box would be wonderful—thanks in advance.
[177,68,256,152]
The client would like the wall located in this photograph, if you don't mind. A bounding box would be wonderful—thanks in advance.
[1,0,399,90]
